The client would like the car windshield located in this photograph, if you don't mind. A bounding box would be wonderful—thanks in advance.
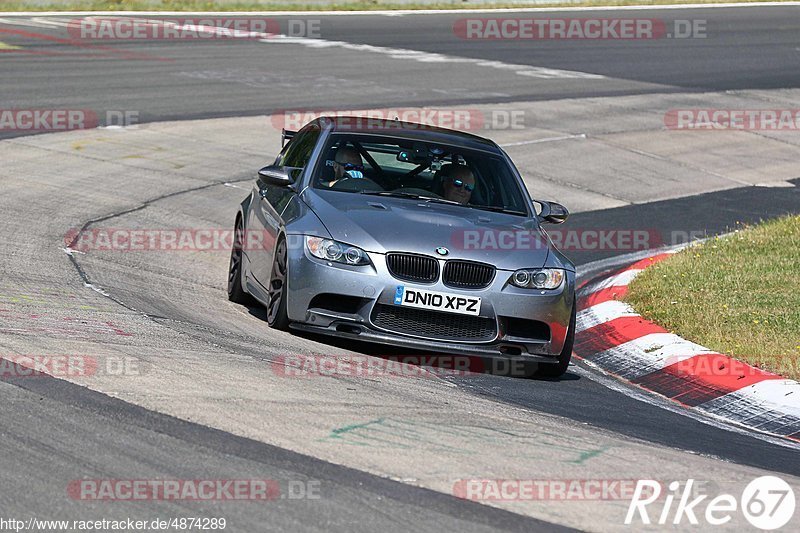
[312,133,530,216]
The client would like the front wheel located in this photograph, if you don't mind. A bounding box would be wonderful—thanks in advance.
[227,217,253,305]
[267,237,290,331]
[533,304,576,378]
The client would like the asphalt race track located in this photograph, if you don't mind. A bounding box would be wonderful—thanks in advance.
[1,5,799,532]
[1,5,800,134]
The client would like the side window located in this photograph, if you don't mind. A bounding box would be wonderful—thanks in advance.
[278,124,321,170]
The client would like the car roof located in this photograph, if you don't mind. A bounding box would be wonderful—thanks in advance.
[315,116,502,153]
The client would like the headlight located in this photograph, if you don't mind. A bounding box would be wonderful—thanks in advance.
[510,268,564,289]
[305,236,370,266]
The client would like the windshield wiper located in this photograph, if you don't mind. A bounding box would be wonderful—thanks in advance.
[423,197,462,206]
[469,204,528,216]
[360,192,526,214]
[360,191,461,205]
[361,191,424,199]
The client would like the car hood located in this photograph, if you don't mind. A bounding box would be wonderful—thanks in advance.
[301,189,551,270]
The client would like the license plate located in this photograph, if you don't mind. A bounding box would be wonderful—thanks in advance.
[393,286,481,316]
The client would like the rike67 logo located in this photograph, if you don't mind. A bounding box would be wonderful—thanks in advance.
[626,477,795,530]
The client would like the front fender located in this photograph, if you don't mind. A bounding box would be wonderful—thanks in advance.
[238,192,253,226]
[283,195,331,239]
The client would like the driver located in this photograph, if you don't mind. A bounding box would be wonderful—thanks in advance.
[328,146,364,187]
[440,164,475,205]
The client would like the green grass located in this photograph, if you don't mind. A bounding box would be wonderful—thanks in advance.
[1,0,795,12]
[625,215,800,380]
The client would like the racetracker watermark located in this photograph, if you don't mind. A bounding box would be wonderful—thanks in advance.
[0,109,96,132]
[662,354,798,379]
[64,227,261,253]
[453,479,656,501]
[67,479,321,501]
[451,228,664,252]
[268,354,541,378]
[453,18,706,40]
[64,229,340,253]
[665,109,800,130]
[0,109,138,132]
[0,355,144,378]
[67,17,321,40]
[65,228,708,254]
[272,108,526,132]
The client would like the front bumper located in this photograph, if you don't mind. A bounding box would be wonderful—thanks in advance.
[285,241,576,359]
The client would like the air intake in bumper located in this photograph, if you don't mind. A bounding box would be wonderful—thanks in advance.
[371,304,497,341]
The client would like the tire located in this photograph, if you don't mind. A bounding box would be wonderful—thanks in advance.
[227,217,253,305]
[533,303,576,378]
[267,237,290,331]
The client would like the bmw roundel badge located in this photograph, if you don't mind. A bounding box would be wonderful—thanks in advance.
[435,247,449,256]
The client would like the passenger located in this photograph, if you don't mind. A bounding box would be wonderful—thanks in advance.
[440,164,475,205]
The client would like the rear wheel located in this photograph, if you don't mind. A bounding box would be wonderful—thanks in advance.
[534,304,576,378]
[267,237,290,331]
[227,217,252,305]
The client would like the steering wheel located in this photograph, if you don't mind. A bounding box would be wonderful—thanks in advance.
[395,187,442,198]
[330,176,384,192]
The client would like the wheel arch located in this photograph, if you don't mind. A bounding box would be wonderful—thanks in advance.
[237,193,252,229]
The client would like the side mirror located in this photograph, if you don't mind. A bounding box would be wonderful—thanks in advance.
[258,165,296,187]
[536,200,569,224]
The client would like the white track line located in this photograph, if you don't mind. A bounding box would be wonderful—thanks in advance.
[0,16,66,28]
[37,15,604,80]
[29,17,75,28]
[501,133,587,147]
[258,34,605,79]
